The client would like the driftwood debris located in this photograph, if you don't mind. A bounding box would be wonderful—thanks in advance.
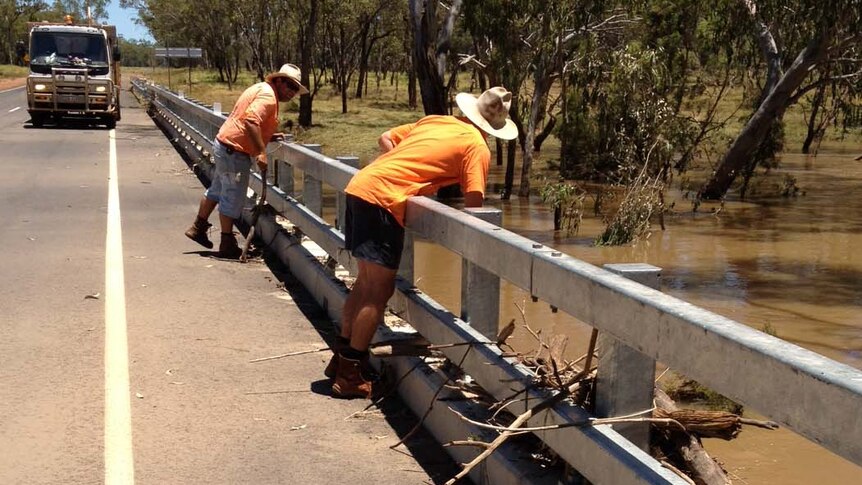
[653,389,731,485]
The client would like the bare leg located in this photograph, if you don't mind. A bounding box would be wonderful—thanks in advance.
[196,197,217,220]
[218,212,235,234]
[348,260,397,352]
[340,277,365,340]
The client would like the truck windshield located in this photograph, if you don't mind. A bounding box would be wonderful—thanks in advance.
[30,32,108,67]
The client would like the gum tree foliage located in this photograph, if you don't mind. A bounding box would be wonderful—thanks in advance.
[322,0,398,114]
[699,0,862,200]
[122,0,245,87]
[118,37,154,67]
[236,0,294,82]
[0,0,46,64]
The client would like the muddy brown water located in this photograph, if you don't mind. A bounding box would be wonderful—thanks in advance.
[409,146,862,484]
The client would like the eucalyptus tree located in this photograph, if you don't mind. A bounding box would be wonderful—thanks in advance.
[699,0,862,200]
[296,0,318,127]
[237,0,294,82]
[408,0,462,115]
[354,0,400,98]
[322,0,400,113]
[0,0,46,64]
[51,0,109,22]
[122,0,244,87]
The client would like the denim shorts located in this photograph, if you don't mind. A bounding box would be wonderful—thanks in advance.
[344,195,405,270]
[205,139,252,219]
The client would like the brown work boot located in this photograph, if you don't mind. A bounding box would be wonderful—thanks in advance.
[218,232,242,259]
[184,216,213,248]
[331,355,374,399]
[324,336,351,379]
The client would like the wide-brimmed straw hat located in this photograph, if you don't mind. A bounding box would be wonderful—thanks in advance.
[265,63,309,95]
[455,87,518,140]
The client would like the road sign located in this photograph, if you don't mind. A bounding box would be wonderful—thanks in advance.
[154,47,203,59]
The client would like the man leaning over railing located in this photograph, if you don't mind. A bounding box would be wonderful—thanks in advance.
[325,87,519,399]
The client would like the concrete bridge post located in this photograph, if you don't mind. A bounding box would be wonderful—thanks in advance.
[460,207,502,340]
[335,156,360,233]
[302,144,323,215]
[596,263,661,451]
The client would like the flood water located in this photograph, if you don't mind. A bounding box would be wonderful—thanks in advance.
[409,144,862,484]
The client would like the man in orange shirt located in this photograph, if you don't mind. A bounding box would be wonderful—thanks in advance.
[328,87,518,398]
[185,64,308,258]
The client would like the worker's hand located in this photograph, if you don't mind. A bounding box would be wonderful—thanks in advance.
[256,154,268,172]
[270,132,285,142]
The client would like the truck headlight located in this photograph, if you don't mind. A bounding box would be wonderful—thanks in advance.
[94,86,107,93]
[34,84,48,91]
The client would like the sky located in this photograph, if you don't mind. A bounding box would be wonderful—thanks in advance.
[105,2,153,42]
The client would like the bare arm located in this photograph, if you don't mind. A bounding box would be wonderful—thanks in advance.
[464,191,484,208]
[378,130,395,153]
[243,119,268,170]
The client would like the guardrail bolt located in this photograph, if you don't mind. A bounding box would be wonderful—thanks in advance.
[551,251,562,257]
[550,305,558,313]
[532,243,542,249]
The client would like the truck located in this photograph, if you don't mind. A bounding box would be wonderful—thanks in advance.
[25,17,122,128]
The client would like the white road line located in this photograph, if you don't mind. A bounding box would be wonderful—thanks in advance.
[0,85,25,94]
[104,129,135,485]
[8,107,20,113]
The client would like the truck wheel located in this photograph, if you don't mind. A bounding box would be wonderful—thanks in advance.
[30,114,46,128]
[115,103,121,122]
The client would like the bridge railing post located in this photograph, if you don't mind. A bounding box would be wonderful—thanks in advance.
[460,207,502,340]
[302,144,323,216]
[596,263,661,451]
[335,156,360,233]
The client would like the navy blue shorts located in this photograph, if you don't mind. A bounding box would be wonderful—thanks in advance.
[344,195,404,270]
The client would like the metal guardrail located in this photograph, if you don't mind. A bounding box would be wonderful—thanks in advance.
[131,78,862,483]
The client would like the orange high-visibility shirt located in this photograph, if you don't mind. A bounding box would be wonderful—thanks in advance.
[345,116,490,226]
[216,82,278,157]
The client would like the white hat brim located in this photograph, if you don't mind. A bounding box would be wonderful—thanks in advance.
[265,72,310,95]
[455,92,518,140]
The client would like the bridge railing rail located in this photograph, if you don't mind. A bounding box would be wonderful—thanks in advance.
[131,78,862,485]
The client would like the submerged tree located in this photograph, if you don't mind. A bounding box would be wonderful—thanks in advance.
[699,0,862,200]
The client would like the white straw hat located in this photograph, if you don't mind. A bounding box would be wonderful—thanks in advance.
[265,63,309,95]
[455,87,518,140]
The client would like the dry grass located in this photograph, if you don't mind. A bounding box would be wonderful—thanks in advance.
[0,65,28,79]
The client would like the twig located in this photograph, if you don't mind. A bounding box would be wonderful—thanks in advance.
[390,347,473,449]
[249,347,328,363]
[444,440,491,449]
[244,389,312,395]
[444,328,601,484]
[451,407,680,435]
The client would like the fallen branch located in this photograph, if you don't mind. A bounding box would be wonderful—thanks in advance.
[443,328,600,485]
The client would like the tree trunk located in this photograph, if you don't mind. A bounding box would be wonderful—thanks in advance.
[802,81,826,154]
[409,0,445,114]
[699,35,829,200]
[298,0,318,128]
[502,138,516,200]
[518,63,553,197]
[653,389,731,485]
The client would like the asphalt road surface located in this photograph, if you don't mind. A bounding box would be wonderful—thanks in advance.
[0,85,457,485]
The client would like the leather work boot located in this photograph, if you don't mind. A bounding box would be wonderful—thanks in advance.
[324,337,350,379]
[218,232,242,259]
[331,355,374,399]
[184,216,213,249]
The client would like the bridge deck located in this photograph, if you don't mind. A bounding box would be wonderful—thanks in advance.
[0,85,457,484]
